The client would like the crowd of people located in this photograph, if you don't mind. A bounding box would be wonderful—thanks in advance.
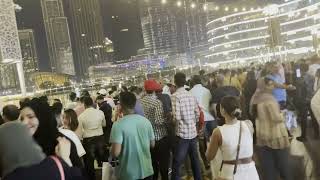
[0,55,320,180]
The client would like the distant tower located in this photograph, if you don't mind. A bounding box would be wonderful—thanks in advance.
[64,0,106,78]
[41,0,75,75]
[18,29,39,88]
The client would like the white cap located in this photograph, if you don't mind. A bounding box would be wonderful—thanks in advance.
[98,89,107,96]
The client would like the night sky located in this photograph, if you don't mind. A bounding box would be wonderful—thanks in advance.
[15,0,51,71]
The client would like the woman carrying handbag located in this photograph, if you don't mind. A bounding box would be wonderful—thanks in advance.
[206,96,259,180]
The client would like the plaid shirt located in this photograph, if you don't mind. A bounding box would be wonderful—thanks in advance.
[171,87,200,139]
[141,94,168,141]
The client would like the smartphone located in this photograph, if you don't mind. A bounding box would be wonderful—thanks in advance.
[296,68,301,78]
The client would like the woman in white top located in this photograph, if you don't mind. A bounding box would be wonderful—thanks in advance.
[59,109,86,157]
[206,96,259,180]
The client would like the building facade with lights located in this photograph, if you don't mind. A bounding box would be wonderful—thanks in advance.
[18,29,39,88]
[206,0,320,65]
[64,0,106,78]
[41,0,75,75]
[140,0,208,57]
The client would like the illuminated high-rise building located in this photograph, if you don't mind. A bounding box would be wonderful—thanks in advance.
[140,0,179,55]
[41,0,75,75]
[18,29,39,88]
[0,0,26,94]
[64,0,106,78]
[140,0,208,56]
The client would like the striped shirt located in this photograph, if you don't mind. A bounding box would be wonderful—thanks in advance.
[141,94,168,141]
[171,87,200,139]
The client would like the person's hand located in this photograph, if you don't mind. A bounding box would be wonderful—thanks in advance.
[55,137,72,166]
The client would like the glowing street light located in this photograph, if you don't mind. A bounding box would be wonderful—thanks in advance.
[177,1,182,7]
[161,0,167,4]
[191,3,196,9]
[203,4,207,11]
[225,6,229,11]
[234,8,238,12]
[215,6,220,11]
[242,7,246,11]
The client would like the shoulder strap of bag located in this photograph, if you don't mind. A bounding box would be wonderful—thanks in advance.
[50,156,65,180]
[233,121,242,175]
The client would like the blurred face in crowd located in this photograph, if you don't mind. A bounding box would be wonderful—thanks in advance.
[62,113,70,129]
[20,107,39,135]
[169,84,176,94]
[271,64,279,74]
[96,99,104,107]
[265,79,275,92]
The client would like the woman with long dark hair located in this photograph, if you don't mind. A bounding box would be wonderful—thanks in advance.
[20,98,83,169]
[0,122,84,180]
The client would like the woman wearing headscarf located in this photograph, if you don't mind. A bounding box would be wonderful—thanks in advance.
[250,77,291,180]
[0,121,84,180]
[20,98,83,169]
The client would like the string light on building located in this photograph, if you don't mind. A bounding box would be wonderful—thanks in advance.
[203,4,207,11]
[191,2,196,9]
[177,1,182,7]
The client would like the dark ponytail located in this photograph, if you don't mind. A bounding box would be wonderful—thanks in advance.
[220,96,241,118]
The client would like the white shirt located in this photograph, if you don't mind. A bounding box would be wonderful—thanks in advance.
[190,84,215,122]
[104,97,115,108]
[311,90,320,126]
[78,107,106,138]
[308,64,320,77]
[59,128,86,157]
[65,101,77,110]
[162,85,171,96]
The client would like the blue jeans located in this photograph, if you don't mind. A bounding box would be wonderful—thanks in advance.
[258,146,292,180]
[172,137,201,180]
[204,120,217,141]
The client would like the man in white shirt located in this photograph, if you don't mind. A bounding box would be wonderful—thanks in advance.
[190,75,217,170]
[98,88,116,108]
[65,92,77,110]
[78,96,106,180]
[190,75,216,140]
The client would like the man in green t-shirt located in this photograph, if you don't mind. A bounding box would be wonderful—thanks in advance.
[110,92,155,180]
